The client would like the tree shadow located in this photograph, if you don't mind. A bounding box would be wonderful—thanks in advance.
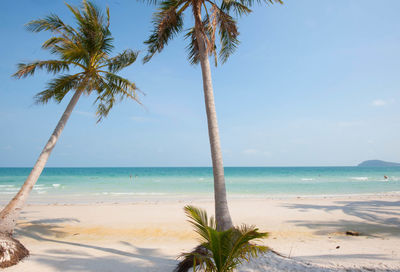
[295,253,391,261]
[14,218,176,271]
[33,246,176,272]
[15,218,80,239]
[283,200,400,236]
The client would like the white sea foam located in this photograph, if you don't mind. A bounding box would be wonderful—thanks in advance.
[52,184,61,187]
[4,188,18,191]
[109,192,166,196]
[301,178,314,181]
[0,185,14,188]
[33,186,52,191]
[350,177,368,181]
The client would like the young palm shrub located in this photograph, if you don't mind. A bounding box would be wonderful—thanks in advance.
[144,0,283,231]
[0,1,140,267]
[174,206,268,272]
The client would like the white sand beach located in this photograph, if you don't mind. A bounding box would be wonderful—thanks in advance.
[2,195,400,271]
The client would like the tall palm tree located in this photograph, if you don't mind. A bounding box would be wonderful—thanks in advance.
[144,0,282,230]
[174,205,268,272]
[0,1,140,267]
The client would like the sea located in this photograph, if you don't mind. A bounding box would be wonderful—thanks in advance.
[0,167,399,204]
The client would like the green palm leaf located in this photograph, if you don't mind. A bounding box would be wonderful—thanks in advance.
[13,60,71,78]
[176,206,268,272]
[34,74,83,104]
[105,49,139,73]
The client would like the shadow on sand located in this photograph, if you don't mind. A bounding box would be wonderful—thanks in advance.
[284,200,400,236]
[14,217,176,272]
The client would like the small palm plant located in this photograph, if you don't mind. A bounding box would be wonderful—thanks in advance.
[175,206,268,272]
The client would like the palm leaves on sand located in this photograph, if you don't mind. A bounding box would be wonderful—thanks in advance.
[174,206,268,272]
[0,1,139,268]
[144,0,282,230]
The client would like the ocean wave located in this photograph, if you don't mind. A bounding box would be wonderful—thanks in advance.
[52,184,61,187]
[389,176,400,181]
[109,192,167,196]
[4,188,18,191]
[33,186,52,191]
[350,177,368,181]
[301,178,314,181]
[0,184,15,188]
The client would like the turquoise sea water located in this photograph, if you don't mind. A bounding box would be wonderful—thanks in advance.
[0,167,400,203]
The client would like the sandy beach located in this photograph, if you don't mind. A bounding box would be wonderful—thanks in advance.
[2,195,399,271]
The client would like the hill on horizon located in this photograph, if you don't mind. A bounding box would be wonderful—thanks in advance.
[358,160,400,167]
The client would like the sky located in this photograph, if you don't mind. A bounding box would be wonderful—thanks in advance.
[0,0,400,167]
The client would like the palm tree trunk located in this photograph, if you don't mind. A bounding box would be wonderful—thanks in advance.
[193,1,233,231]
[0,89,82,268]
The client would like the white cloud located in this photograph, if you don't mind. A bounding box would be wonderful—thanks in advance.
[371,98,397,107]
[243,149,258,155]
[337,121,364,128]
[372,99,386,107]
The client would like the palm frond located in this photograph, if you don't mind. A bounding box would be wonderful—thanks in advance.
[13,60,70,78]
[220,0,252,16]
[215,8,239,64]
[137,0,161,5]
[105,49,139,73]
[67,0,114,57]
[174,245,213,272]
[184,28,200,65]
[103,72,139,101]
[26,14,77,38]
[143,0,185,62]
[184,205,216,242]
[184,16,217,66]
[34,74,82,104]
[93,72,140,122]
[239,0,282,8]
[223,225,268,269]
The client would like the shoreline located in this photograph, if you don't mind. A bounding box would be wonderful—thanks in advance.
[1,191,399,205]
[3,195,399,271]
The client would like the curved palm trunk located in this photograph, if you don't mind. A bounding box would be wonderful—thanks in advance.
[193,1,233,231]
[0,90,82,267]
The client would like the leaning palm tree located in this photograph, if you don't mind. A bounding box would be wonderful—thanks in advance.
[143,0,282,230]
[0,1,140,267]
[175,205,268,272]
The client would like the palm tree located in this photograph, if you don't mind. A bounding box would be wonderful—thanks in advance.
[174,205,268,272]
[0,1,140,267]
[143,0,282,231]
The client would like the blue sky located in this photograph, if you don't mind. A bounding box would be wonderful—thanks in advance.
[0,0,399,167]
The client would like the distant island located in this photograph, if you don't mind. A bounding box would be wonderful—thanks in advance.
[358,160,400,167]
